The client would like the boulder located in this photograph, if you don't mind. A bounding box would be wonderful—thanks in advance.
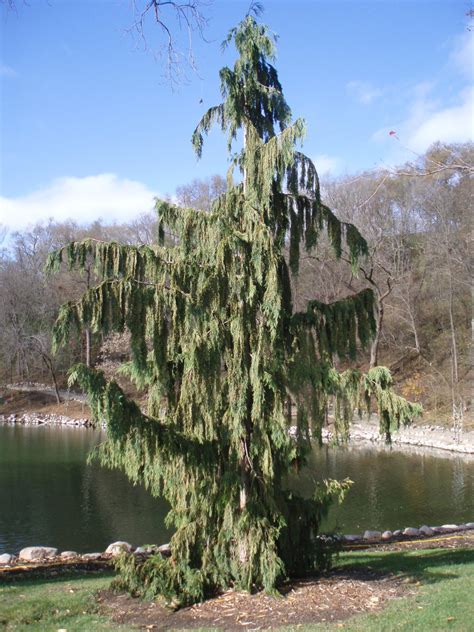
[363,530,382,541]
[0,553,13,565]
[343,535,360,543]
[433,524,459,533]
[403,527,420,537]
[441,524,459,531]
[82,553,102,561]
[60,551,78,559]
[141,545,158,553]
[465,522,474,530]
[419,525,434,537]
[392,529,402,537]
[105,541,132,556]
[19,546,58,561]
[157,543,171,556]
[381,530,393,540]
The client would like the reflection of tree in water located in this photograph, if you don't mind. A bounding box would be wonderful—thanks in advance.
[451,456,469,516]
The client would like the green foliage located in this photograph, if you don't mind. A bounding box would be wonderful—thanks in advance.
[365,367,423,441]
[49,15,420,606]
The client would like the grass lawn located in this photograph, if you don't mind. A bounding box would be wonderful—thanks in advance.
[0,571,123,631]
[298,547,474,631]
[0,548,473,631]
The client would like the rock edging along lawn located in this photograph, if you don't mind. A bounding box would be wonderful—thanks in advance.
[342,522,474,544]
[0,541,171,569]
[1,524,473,569]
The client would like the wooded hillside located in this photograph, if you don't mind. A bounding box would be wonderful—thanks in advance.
[1,144,472,427]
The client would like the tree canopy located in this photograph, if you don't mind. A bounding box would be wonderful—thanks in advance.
[47,16,421,606]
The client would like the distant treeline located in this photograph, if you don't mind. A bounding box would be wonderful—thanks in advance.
[0,145,471,424]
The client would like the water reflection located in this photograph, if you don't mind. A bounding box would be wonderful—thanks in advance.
[0,425,473,553]
[300,445,474,533]
[0,424,172,553]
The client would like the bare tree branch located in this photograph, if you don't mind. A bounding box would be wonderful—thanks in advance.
[127,0,211,85]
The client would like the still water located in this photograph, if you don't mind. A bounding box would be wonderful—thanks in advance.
[0,423,473,553]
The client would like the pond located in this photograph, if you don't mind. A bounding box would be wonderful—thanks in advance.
[0,423,473,554]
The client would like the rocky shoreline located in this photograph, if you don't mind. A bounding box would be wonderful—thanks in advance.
[333,418,474,456]
[3,383,473,455]
[0,412,90,427]
[2,410,474,456]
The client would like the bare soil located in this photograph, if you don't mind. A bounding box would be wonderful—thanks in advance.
[0,388,90,420]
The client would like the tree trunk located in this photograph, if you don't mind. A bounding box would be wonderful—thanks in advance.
[41,353,62,405]
[370,301,384,368]
[85,328,91,367]
[447,273,462,436]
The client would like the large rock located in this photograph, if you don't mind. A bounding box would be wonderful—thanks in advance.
[82,553,102,561]
[419,525,434,537]
[363,530,381,541]
[433,524,459,534]
[403,527,420,537]
[105,541,132,556]
[381,530,393,540]
[19,546,58,561]
[465,523,474,530]
[441,524,459,531]
[157,543,171,556]
[60,551,78,559]
[343,534,360,543]
[0,553,13,565]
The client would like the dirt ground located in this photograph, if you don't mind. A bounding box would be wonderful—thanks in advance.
[0,388,90,420]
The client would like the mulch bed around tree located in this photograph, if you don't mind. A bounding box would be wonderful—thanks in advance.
[100,569,413,631]
[99,533,474,630]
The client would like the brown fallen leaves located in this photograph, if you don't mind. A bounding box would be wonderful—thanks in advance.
[102,568,413,631]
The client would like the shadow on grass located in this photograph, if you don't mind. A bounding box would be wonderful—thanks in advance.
[0,568,115,588]
[338,548,474,584]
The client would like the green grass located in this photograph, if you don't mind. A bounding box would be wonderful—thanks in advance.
[1,549,473,631]
[285,547,474,632]
[0,571,121,631]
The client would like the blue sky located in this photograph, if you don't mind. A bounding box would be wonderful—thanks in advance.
[0,0,472,229]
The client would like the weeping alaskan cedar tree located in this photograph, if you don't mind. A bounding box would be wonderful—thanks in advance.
[47,17,421,606]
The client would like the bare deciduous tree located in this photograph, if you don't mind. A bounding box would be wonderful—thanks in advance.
[128,1,211,84]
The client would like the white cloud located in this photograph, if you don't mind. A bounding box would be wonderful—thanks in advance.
[0,63,17,77]
[347,80,383,105]
[0,174,158,230]
[409,86,474,152]
[313,154,340,175]
[372,85,473,154]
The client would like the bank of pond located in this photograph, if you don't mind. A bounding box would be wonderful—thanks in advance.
[0,423,473,554]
